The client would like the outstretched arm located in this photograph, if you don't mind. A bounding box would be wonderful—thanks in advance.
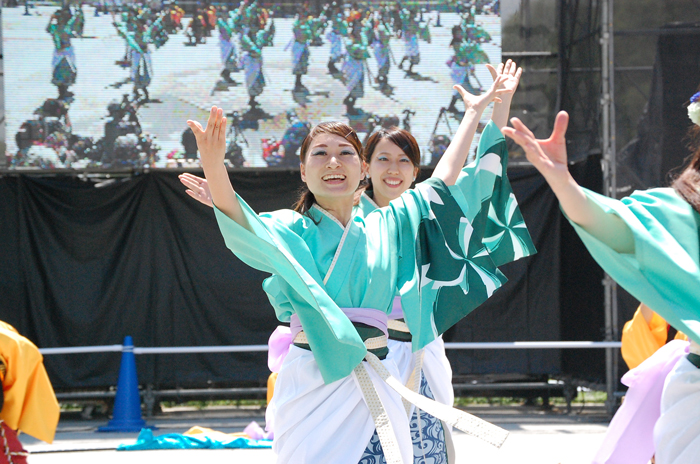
[502,112,634,253]
[187,107,250,229]
[431,73,511,186]
[488,59,521,130]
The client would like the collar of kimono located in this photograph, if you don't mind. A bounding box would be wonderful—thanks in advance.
[311,203,348,230]
[361,190,380,209]
[290,308,389,339]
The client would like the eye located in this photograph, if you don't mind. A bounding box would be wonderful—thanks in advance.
[312,150,327,156]
[400,158,411,163]
[341,150,356,156]
[376,156,388,161]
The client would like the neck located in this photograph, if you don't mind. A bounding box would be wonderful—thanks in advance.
[315,195,355,226]
[371,189,393,208]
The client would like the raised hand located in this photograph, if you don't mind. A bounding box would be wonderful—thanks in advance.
[186,106,227,169]
[453,72,510,115]
[486,59,522,96]
[179,173,213,208]
[502,111,570,181]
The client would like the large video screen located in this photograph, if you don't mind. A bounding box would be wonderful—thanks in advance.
[3,1,500,169]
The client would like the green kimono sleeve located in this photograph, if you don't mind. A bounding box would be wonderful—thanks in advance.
[213,197,366,384]
[478,120,536,266]
[568,187,700,344]
[390,177,508,353]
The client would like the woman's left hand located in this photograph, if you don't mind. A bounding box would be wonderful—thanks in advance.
[486,59,522,97]
[453,72,510,115]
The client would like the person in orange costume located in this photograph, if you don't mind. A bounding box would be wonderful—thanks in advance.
[0,321,60,464]
[621,303,688,370]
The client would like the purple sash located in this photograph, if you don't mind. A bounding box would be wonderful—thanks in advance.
[267,308,389,373]
[593,339,690,464]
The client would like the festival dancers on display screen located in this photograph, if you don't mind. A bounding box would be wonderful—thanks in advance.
[217,8,241,85]
[447,13,492,113]
[396,6,431,76]
[290,15,312,92]
[183,62,533,462]
[504,88,700,464]
[342,21,370,115]
[46,5,84,101]
[113,8,169,102]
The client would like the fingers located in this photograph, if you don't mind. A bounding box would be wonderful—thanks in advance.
[485,63,497,80]
[514,66,523,81]
[550,111,570,141]
[509,117,536,140]
[205,106,217,134]
[179,172,204,184]
[452,84,468,99]
[218,116,228,141]
[180,179,204,195]
[186,120,205,137]
[497,61,504,75]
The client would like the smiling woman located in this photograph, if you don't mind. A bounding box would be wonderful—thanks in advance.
[185,68,532,464]
[292,122,365,225]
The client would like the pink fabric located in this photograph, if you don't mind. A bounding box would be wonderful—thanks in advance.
[388,296,404,320]
[593,339,690,464]
[267,326,293,373]
[268,308,390,373]
[244,420,273,440]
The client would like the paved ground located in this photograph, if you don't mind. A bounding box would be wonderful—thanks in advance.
[21,404,610,464]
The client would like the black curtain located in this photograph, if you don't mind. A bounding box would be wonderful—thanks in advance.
[0,167,605,390]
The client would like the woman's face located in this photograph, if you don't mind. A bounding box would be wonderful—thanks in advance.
[300,133,365,202]
[368,138,419,205]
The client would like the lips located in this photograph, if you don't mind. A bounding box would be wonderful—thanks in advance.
[383,177,403,188]
[322,173,347,184]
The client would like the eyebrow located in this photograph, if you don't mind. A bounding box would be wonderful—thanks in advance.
[312,143,355,148]
[376,151,407,156]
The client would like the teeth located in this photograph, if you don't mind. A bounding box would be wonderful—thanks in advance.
[323,174,346,181]
[385,179,402,186]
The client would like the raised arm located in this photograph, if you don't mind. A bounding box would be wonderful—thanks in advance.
[187,107,250,229]
[431,72,511,185]
[488,59,521,130]
[502,112,634,253]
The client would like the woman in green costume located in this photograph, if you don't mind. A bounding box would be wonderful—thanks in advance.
[503,103,700,464]
[185,72,527,463]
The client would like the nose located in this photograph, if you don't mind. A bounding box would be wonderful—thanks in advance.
[327,155,341,168]
[387,160,400,174]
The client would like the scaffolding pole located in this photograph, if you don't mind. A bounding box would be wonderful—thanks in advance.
[600,0,619,415]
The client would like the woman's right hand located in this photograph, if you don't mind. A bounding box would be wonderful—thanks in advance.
[502,111,571,183]
[179,173,213,208]
[187,106,227,170]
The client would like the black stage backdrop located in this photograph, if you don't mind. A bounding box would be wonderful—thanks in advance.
[0,163,605,390]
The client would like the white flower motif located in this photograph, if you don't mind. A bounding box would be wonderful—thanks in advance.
[689,102,700,126]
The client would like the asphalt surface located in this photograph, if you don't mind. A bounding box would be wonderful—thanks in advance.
[21,403,611,464]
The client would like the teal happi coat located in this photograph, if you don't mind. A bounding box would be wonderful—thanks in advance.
[214,121,535,383]
[568,188,700,345]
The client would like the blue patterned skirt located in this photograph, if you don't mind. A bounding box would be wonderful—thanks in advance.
[358,372,448,464]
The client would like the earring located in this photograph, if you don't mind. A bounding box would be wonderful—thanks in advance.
[412,177,416,182]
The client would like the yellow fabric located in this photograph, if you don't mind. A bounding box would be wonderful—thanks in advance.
[621,307,688,370]
[0,321,59,443]
[266,372,278,405]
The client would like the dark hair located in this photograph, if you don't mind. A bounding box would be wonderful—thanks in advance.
[361,127,421,191]
[292,121,363,215]
[671,90,700,213]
